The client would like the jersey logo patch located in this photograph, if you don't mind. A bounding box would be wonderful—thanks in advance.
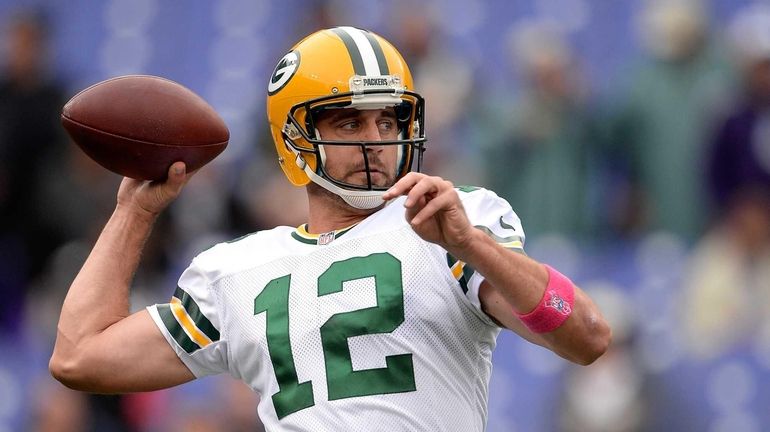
[317,231,336,246]
[546,290,572,315]
[499,216,516,232]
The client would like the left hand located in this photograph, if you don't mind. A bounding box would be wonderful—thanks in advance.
[382,173,475,251]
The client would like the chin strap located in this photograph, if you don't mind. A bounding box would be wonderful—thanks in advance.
[292,150,385,210]
[288,129,388,210]
[304,166,385,209]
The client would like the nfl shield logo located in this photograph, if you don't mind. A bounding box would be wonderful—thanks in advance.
[318,231,336,246]
[545,290,571,315]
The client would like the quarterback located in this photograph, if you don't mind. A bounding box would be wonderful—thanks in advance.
[50,27,611,431]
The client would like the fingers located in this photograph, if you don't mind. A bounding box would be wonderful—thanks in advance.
[386,173,456,225]
[409,189,456,225]
[116,162,192,218]
[403,177,447,208]
[382,172,425,201]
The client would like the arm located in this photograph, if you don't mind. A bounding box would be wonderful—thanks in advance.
[50,162,196,393]
[382,173,611,365]
[465,234,609,365]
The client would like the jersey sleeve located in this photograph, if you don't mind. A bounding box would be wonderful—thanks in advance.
[147,259,228,378]
[448,186,526,324]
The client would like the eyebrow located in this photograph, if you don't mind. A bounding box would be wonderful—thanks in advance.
[324,108,397,124]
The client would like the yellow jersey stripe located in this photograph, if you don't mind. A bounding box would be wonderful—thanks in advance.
[500,240,523,249]
[451,260,465,279]
[170,298,212,348]
[295,222,359,239]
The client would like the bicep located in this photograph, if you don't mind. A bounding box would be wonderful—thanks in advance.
[78,309,195,393]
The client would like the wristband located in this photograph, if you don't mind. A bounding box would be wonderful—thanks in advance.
[516,265,574,333]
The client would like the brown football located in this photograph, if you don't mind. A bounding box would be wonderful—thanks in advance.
[61,75,229,180]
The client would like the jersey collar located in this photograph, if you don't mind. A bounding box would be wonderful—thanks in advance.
[290,223,358,245]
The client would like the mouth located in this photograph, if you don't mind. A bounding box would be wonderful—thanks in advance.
[348,168,390,186]
[352,165,385,175]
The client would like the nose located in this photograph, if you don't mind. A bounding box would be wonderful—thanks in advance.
[360,119,382,141]
[360,120,385,156]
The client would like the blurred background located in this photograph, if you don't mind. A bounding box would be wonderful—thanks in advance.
[1,0,769,430]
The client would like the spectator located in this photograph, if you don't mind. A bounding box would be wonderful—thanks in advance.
[476,21,601,240]
[607,0,732,241]
[709,3,770,217]
[0,11,67,334]
[682,4,770,359]
[391,4,478,185]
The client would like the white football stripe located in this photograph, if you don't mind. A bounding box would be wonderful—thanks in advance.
[340,26,380,76]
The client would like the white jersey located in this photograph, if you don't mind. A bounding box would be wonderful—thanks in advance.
[148,187,525,432]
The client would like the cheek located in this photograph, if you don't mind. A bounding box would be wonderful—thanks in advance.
[384,146,400,165]
[320,145,356,172]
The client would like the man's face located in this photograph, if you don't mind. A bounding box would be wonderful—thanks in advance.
[314,107,401,188]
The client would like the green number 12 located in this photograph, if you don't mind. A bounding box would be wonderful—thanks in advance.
[253,252,416,419]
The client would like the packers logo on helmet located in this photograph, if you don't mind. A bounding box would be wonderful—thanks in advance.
[268,50,300,95]
[266,26,426,210]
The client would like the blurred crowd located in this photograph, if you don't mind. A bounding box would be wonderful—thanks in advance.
[1,0,769,431]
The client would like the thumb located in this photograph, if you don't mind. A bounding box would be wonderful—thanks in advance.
[164,161,188,196]
[167,161,187,187]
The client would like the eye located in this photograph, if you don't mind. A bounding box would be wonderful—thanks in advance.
[339,120,360,131]
[377,119,396,132]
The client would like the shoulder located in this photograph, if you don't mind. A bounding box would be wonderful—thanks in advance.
[454,185,510,212]
[455,185,526,246]
[190,226,299,280]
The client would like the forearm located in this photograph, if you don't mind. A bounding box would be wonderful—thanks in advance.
[448,229,547,313]
[52,204,157,361]
[450,229,611,365]
[50,166,196,391]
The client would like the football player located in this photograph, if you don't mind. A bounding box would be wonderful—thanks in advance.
[50,27,611,431]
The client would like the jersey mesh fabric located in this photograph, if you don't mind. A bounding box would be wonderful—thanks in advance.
[148,188,525,432]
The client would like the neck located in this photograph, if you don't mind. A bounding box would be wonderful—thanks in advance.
[305,183,380,233]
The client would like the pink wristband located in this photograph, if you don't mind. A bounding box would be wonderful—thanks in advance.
[516,265,574,333]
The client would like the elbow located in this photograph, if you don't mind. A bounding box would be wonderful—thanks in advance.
[49,352,92,392]
[574,318,613,366]
[49,353,79,390]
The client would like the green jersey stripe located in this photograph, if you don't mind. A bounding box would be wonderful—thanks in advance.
[456,185,481,193]
[461,263,475,288]
[334,225,356,239]
[458,274,469,294]
[173,286,221,341]
[158,304,199,354]
[291,231,317,244]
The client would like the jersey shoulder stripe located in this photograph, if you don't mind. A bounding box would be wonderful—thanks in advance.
[173,286,220,342]
[456,186,526,251]
[157,286,222,354]
[442,185,527,317]
[455,185,482,193]
[474,225,524,252]
[157,303,200,354]
[446,253,475,294]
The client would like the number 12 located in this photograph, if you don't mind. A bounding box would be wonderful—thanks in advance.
[253,253,416,419]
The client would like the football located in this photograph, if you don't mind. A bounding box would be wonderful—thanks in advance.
[61,75,229,180]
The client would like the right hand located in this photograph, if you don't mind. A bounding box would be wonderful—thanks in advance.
[116,161,193,217]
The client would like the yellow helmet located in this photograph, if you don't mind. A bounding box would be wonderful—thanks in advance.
[266,26,426,209]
